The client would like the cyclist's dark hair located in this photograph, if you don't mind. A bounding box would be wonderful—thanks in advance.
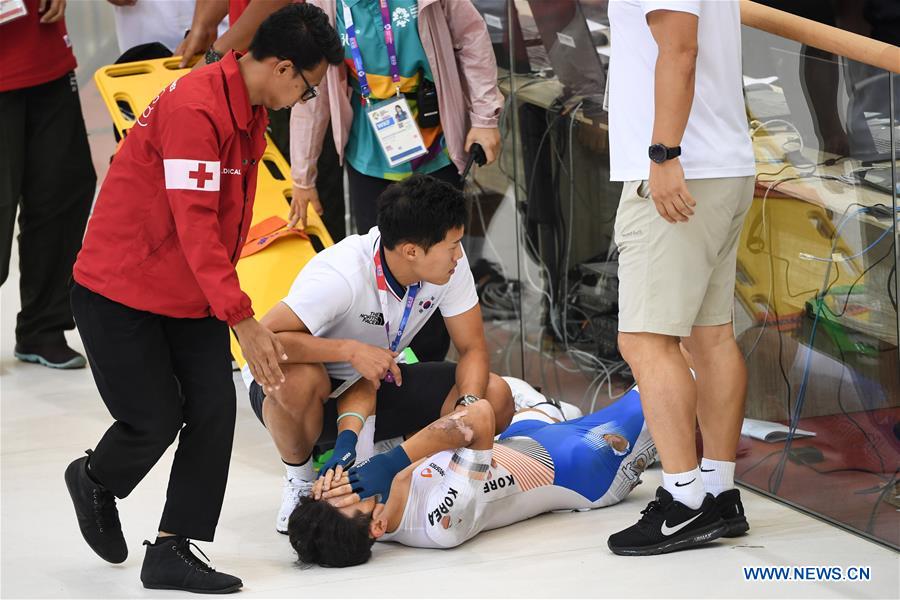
[288,495,375,568]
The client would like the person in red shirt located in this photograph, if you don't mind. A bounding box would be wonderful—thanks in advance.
[177,0,350,246]
[0,0,96,369]
[63,5,343,594]
[176,0,294,68]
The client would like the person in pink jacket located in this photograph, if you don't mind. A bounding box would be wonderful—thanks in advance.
[289,0,503,362]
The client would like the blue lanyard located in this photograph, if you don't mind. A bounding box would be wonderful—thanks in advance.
[341,0,402,102]
[390,284,420,352]
[373,242,420,352]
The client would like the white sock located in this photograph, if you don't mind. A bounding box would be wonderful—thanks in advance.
[283,456,313,482]
[700,457,735,497]
[662,467,705,509]
[533,401,565,422]
[373,436,404,454]
[356,416,377,463]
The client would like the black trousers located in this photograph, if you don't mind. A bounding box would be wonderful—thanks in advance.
[346,162,461,362]
[316,125,347,242]
[0,72,96,345]
[346,161,461,235]
[70,284,236,542]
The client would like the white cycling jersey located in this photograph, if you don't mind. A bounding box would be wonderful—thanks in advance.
[379,401,655,549]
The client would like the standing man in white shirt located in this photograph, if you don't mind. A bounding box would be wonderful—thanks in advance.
[107,0,209,55]
[606,0,755,555]
[243,174,514,534]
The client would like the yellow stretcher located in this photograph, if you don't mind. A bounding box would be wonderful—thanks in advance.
[94,58,332,366]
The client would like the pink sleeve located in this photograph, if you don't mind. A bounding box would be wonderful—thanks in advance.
[289,68,334,189]
[441,0,504,129]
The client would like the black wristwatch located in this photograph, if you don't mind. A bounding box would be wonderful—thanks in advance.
[204,46,223,64]
[648,143,681,164]
[455,394,479,408]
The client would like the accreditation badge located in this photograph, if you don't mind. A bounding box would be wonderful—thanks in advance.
[0,0,28,25]
[366,96,428,167]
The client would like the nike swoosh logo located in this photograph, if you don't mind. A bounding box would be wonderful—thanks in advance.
[660,513,703,536]
[700,468,714,473]
[674,478,696,487]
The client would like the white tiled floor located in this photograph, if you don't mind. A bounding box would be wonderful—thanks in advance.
[2,239,899,599]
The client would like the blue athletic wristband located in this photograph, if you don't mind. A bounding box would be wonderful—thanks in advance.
[319,430,359,474]
[334,429,358,453]
[348,445,411,502]
[381,444,412,473]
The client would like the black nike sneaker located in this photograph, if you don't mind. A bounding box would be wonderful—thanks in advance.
[608,487,727,556]
[715,488,750,537]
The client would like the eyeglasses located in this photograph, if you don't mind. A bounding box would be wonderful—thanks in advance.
[298,69,318,102]
[279,57,319,102]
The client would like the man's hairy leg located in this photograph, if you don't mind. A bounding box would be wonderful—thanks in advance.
[618,332,698,473]
[683,323,746,461]
[263,362,331,463]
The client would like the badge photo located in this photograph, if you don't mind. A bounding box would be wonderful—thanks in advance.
[366,96,428,167]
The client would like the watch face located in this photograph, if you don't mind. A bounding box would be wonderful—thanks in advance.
[457,394,479,407]
[648,144,666,163]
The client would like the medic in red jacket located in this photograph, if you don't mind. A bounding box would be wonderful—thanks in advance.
[75,52,266,327]
[62,7,347,592]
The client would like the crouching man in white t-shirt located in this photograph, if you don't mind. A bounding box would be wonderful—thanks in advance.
[241,174,515,533]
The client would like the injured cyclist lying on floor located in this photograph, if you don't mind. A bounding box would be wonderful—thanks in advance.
[287,380,656,567]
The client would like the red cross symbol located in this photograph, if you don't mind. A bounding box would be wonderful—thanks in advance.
[188,162,214,188]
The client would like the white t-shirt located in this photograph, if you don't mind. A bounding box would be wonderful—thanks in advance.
[112,1,229,54]
[241,227,478,386]
[608,0,754,181]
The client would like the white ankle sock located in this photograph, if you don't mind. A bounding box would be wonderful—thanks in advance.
[283,456,313,482]
[356,416,377,463]
[662,467,706,509]
[700,457,735,497]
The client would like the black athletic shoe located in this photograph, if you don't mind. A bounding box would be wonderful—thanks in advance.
[15,341,86,369]
[716,488,750,537]
[64,451,127,563]
[141,537,243,594]
[608,487,727,556]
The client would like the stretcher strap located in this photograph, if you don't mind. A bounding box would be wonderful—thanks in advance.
[239,216,308,258]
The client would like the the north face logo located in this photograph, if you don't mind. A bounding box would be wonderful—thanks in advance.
[360,312,384,326]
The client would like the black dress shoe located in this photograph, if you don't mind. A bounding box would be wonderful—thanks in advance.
[141,536,243,594]
[608,487,727,556]
[64,451,127,563]
[15,341,86,369]
[716,488,750,537]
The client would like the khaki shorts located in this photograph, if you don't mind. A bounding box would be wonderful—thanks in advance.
[614,176,755,337]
